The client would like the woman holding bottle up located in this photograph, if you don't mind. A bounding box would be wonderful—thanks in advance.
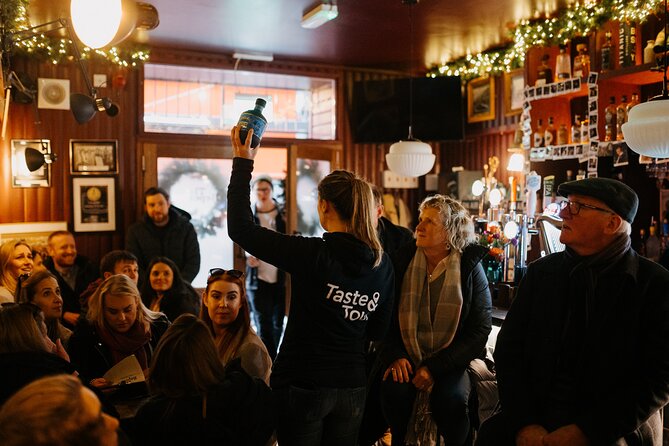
[228,124,395,446]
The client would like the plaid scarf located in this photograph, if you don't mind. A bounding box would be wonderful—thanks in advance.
[399,248,463,365]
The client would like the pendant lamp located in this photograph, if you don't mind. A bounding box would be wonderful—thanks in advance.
[621,0,669,158]
[385,0,436,178]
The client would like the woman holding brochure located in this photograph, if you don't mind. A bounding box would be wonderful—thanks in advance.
[69,274,169,387]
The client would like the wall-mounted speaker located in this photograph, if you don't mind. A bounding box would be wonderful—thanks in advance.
[38,78,70,110]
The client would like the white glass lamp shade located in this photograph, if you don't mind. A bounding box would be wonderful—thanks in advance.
[385,140,436,177]
[621,99,669,158]
[471,179,485,197]
[507,153,525,172]
[71,0,137,48]
[489,188,502,207]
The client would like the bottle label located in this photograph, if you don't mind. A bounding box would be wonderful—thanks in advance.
[544,131,554,146]
[237,112,267,145]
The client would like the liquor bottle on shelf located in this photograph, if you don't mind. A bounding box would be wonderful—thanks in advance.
[536,54,553,86]
[544,117,557,146]
[644,40,656,64]
[601,31,613,71]
[616,95,628,141]
[237,97,268,148]
[573,43,590,78]
[626,92,639,117]
[534,119,544,147]
[580,117,589,143]
[571,115,581,143]
[555,44,572,80]
[605,96,617,141]
[557,123,568,145]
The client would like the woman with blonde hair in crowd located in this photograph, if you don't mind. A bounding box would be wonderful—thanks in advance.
[18,269,72,348]
[0,240,34,303]
[0,374,119,446]
[200,267,271,384]
[228,126,395,445]
[129,314,274,445]
[68,274,170,387]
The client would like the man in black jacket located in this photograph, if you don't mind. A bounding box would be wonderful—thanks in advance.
[478,177,669,446]
[126,187,201,284]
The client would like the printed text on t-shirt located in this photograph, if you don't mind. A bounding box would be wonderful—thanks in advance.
[325,283,380,321]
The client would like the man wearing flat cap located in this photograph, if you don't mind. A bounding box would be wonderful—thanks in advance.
[478,177,669,446]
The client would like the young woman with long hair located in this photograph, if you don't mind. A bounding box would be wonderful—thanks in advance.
[140,256,200,323]
[0,240,34,303]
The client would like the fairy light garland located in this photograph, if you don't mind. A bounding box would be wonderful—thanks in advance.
[428,0,664,81]
[5,1,150,67]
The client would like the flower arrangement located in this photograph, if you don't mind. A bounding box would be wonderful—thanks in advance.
[477,224,516,263]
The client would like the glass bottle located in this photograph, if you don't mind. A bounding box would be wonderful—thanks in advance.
[555,44,571,80]
[571,115,581,143]
[625,92,639,118]
[237,98,268,148]
[616,95,628,141]
[536,54,553,86]
[601,31,613,71]
[604,96,617,141]
[557,123,568,145]
[580,117,589,143]
[533,118,544,147]
[573,43,590,78]
[644,40,656,64]
[544,116,557,146]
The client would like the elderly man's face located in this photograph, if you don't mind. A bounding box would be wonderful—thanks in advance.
[558,194,615,255]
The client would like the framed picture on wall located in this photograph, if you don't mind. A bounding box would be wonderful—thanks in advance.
[72,177,116,232]
[467,76,496,123]
[11,139,52,188]
[70,140,118,174]
[504,69,525,116]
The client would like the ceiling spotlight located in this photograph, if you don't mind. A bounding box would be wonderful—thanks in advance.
[71,93,119,124]
[301,1,339,29]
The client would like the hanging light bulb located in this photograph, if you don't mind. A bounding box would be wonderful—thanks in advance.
[385,0,436,178]
[622,0,669,158]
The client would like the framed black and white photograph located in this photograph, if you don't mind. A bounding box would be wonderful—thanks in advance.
[72,177,116,232]
[70,140,118,175]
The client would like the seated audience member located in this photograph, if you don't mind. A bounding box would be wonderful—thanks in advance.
[129,314,274,446]
[80,249,140,314]
[18,270,72,348]
[68,274,169,387]
[0,303,74,405]
[31,244,49,273]
[478,178,669,446]
[0,240,34,303]
[44,231,99,328]
[141,256,200,323]
[200,268,272,384]
[0,374,119,446]
[379,195,491,446]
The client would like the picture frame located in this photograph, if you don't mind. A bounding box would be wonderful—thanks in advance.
[504,69,525,116]
[70,140,118,175]
[72,177,116,232]
[11,139,51,188]
[467,76,496,123]
[0,221,67,245]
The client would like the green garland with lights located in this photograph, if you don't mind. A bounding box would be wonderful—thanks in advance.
[427,0,664,81]
[2,0,150,68]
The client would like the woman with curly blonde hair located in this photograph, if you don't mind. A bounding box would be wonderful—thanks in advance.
[379,194,492,446]
[68,274,170,387]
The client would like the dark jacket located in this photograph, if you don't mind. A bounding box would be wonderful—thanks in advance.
[128,360,274,446]
[126,206,201,283]
[378,216,414,257]
[494,248,669,445]
[247,201,287,290]
[380,242,492,378]
[140,282,200,323]
[44,255,99,319]
[68,315,170,382]
[228,157,395,389]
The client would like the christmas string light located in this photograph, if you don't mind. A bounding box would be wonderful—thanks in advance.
[427,0,664,80]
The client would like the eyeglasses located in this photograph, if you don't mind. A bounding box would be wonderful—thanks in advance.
[559,200,614,216]
[208,268,244,279]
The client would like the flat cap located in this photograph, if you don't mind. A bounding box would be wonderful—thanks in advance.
[557,177,638,223]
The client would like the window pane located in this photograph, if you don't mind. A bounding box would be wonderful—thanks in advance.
[144,64,336,140]
[296,158,330,237]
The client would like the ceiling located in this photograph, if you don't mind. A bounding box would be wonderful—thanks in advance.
[28,0,564,72]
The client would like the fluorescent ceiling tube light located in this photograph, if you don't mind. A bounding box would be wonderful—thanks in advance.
[301,3,338,29]
[232,51,274,62]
